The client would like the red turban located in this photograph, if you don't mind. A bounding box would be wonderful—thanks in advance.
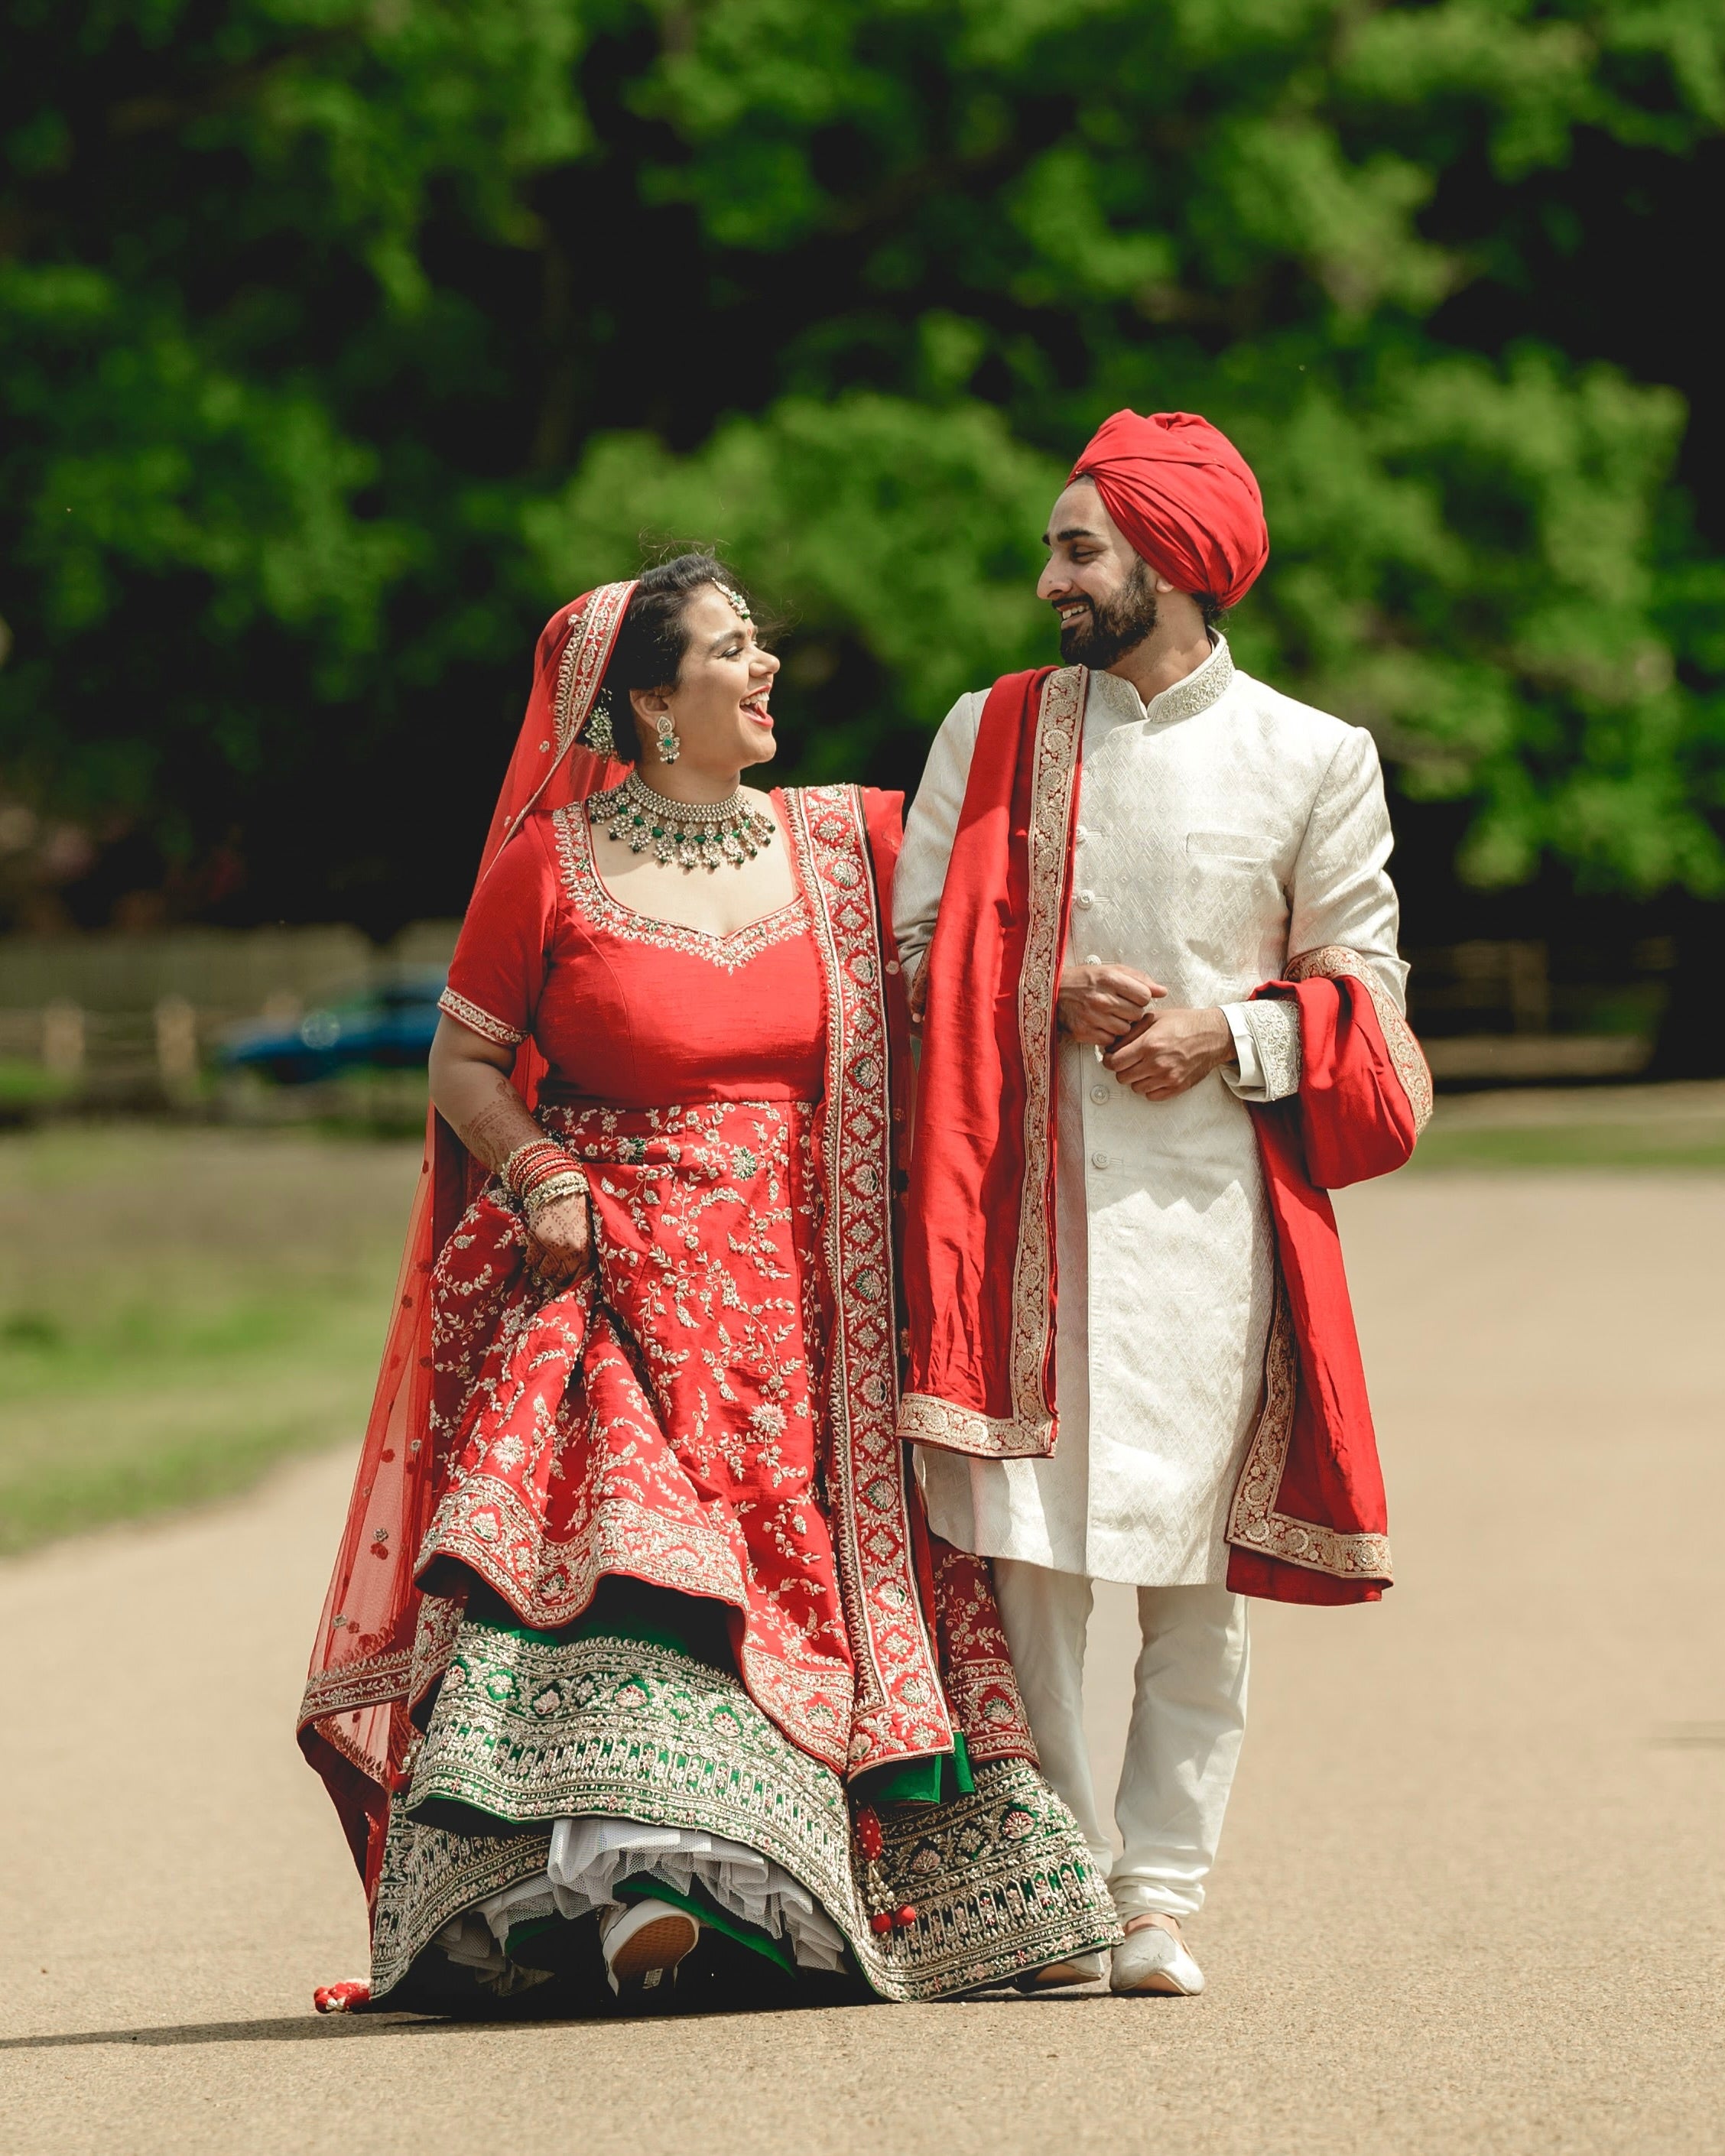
[1070,410,1269,609]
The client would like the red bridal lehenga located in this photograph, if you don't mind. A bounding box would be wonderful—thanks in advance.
[297,585,1118,2012]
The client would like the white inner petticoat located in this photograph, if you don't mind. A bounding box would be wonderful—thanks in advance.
[434,1816,849,1976]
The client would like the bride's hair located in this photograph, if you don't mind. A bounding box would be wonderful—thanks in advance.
[597,552,755,762]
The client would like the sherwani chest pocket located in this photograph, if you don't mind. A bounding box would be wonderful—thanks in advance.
[1183,830,1285,977]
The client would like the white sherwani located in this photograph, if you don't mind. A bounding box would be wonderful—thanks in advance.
[893,638,1408,1588]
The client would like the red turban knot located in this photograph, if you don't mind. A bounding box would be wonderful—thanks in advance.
[1070,409,1269,611]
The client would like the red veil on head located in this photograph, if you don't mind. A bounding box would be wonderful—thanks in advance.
[297,581,635,1891]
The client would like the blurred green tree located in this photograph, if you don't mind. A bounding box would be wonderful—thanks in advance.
[2,0,1723,1008]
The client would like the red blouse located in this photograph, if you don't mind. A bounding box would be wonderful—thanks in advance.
[439,797,825,1107]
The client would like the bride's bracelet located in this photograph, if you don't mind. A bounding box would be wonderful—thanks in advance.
[523,1171,589,1222]
[500,1138,583,1209]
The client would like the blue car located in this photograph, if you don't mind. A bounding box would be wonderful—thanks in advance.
[219,972,447,1085]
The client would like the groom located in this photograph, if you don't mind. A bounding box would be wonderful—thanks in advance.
[893,410,1430,1995]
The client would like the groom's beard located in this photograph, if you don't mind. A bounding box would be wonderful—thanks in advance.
[1058,559,1159,668]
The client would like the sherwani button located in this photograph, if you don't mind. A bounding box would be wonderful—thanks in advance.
[1090,1150,1108,1169]
[1090,1085,1110,1103]
[1074,891,1094,909]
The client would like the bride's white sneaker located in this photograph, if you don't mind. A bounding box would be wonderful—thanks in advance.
[1109,1912,1204,1996]
[601,1896,702,1998]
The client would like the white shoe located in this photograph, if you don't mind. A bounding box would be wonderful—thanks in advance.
[600,1896,702,1998]
[1109,1914,1204,1996]
[1015,1951,1106,1992]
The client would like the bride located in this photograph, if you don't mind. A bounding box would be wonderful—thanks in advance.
[297,556,1119,2012]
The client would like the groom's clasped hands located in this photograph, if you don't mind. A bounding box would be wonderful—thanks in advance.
[1056,959,1235,1101]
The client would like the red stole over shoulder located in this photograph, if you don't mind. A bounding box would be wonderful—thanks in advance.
[898,666,1433,1606]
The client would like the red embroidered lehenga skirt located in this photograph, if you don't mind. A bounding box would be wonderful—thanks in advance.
[303,786,1118,2008]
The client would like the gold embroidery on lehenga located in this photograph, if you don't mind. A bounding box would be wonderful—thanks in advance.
[370,1627,1118,2004]
[928,1544,1039,1764]
[410,1096,857,1773]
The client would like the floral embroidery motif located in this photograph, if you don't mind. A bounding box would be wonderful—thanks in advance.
[405,1593,463,1719]
[1145,633,1234,725]
[928,1541,1038,1763]
[551,801,809,972]
[411,1096,857,1772]
[1226,1286,1395,1581]
[405,1626,857,1861]
[300,1643,414,1725]
[1240,997,1302,1101]
[1287,943,1434,1134]
[370,1626,1119,2004]
[896,664,1087,1459]
[437,988,523,1049]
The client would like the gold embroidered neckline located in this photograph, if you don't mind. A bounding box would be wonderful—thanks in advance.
[552,802,810,970]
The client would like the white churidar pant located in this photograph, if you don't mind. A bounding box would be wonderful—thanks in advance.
[992,1560,1249,1923]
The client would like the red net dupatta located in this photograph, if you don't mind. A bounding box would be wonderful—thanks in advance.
[296,583,633,1891]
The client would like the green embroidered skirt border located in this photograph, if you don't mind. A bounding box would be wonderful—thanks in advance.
[374,1619,1121,2004]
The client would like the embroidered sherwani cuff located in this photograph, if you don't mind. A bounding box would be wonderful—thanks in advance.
[1220,998,1301,1103]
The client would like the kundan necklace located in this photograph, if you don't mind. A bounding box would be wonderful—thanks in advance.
[590,771,777,873]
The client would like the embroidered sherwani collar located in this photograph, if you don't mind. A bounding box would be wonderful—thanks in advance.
[1087,634,1235,730]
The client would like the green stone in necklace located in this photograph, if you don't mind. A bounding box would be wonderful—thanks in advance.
[590,772,777,873]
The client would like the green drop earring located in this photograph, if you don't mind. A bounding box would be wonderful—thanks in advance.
[655,709,681,765]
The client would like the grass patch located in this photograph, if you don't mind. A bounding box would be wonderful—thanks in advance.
[0,1122,421,1554]
[1410,1115,1725,1172]
[0,1057,76,1118]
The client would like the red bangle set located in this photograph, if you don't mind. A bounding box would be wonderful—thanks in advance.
[500,1138,582,1209]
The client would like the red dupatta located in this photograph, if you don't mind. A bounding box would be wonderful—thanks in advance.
[296,584,633,1887]
[896,667,1080,1459]
[897,664,1432,1606]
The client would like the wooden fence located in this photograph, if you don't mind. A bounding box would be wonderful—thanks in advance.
[1408,938,1669,1082]
[0,922,458,1115]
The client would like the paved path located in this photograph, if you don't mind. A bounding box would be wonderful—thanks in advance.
[3,1173,1722,2154]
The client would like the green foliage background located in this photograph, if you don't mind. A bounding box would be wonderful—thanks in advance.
[2,0,1723,933]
